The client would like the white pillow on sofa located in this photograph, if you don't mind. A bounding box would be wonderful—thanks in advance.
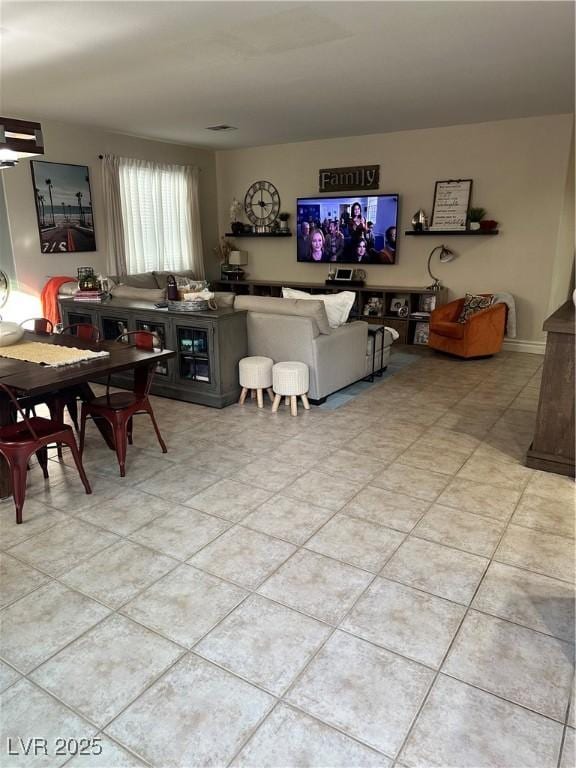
[282,287,356,328]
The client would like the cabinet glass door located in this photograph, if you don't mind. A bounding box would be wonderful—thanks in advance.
[135,319,169,377]
[101,316,129,341]
[67,311,94,327]
[176,326,211,383]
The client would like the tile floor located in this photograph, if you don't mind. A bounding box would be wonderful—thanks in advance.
[0,349,574,768]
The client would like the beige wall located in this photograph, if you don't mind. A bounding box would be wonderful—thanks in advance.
[2,119,218,299]
[216,115,574,343]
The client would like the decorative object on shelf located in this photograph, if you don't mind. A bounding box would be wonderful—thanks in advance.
[479,219,498,232]
[318,165,379,193]
[426,244,457,291]
[31,161,96,252]
[413,322,430,345]
[278,212,290,232]
[77,266,97,291]
[390,296,408,313]
[468,207,486,231]
[228,250,248,280]
[230,197,243,230]
[0,271,9,309]
[244,180,281,228]
[0,319,24,347]
[411,209,428,232]
[398,305,409,318]
[0,116,44,169]
[166,275,179,301]
[419,294,437,313]
[231,221,244,235]
[430,179,472,231]
[364,297,384,317]
[353,269,367,282]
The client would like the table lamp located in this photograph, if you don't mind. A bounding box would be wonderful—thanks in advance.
[427,245,457,290]
[229,250,248,280]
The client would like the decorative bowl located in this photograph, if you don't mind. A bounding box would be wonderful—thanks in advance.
[0,321,24,347]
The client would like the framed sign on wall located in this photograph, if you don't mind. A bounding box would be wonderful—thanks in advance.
[430,179,472,230]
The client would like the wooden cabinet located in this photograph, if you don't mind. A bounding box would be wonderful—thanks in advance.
[213,279,445,345]
[59,298,247,408]
[526,300,575,477]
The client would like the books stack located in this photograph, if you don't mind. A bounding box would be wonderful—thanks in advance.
[74,290,105,302]
[411,311,431,320]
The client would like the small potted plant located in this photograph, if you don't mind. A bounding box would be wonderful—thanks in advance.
[468,207,486,231]
[278,212,290,232]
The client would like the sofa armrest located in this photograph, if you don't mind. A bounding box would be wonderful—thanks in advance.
[430,299,464,325]
[311,321,368,399]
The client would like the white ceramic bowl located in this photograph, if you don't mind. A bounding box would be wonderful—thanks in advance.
[0,321,24,347]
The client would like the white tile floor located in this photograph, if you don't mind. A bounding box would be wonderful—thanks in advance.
[0,349,574,768]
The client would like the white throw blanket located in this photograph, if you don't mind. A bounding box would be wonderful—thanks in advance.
[492,292,517,338]
[384,326,400,341]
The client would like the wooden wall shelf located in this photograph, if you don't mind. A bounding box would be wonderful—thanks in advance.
[405,229,499,236]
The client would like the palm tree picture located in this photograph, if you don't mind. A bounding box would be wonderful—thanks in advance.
[31,160,96,253]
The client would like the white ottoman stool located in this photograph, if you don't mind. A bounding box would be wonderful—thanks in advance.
[272,361,310,416]
[238,356,274,408]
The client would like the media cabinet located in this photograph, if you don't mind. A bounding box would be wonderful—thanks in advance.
[59,297,247,408]
[213,279,446,345]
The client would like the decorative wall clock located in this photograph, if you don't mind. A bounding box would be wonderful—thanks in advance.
[244,181,280,228]
[0,271,9,309]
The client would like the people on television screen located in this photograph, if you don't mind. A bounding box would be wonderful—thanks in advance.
[349,202,367,241]
[324,220,345,262]
[373,225,396,263]
[297,221,311,261]
[350,238,372,263]
[365,221,376,251]
[304,229,328,262]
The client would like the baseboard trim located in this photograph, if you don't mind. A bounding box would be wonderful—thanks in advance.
[502,339,546,355]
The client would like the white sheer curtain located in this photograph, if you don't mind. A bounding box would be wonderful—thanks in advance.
[115,156,204,278]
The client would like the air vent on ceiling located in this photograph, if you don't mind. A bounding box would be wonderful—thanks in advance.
[205,124,237,132]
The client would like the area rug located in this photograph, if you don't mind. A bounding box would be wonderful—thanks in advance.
[0,341,110,367]
[317,349,420,410]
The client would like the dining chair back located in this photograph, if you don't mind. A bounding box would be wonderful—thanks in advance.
[20,317,54,335]
[0,382,92,524]
[79,330,167,477]
[61,323,101,342]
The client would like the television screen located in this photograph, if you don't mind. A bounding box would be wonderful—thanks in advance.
[296,194,399,264]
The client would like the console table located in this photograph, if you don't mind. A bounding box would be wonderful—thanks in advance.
[59,298,247,408]
[213,279,446,345]
[526,299,575,477]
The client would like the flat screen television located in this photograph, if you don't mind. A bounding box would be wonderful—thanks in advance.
[296,194,399,264]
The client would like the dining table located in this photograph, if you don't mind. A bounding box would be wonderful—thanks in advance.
[0,331,175,498]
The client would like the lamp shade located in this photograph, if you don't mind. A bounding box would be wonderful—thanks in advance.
[229,250,248,266]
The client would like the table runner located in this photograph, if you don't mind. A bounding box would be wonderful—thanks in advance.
[0,341,110,367]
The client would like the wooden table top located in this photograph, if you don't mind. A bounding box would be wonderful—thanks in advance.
[0,332,175,397]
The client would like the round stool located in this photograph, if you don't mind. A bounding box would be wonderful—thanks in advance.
[272,361,310,416]
[238,356,274,408]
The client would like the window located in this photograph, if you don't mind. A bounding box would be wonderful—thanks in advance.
[118,159,195,274]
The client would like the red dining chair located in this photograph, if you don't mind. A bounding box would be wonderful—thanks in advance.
[0,382,92,524]
[79,331,167,477]
[61,323,101,343]
[20,317,54,335]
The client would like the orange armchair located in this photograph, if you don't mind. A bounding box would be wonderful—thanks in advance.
[429,297,507,358]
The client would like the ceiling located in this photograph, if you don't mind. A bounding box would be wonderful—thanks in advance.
[1,1,574,149]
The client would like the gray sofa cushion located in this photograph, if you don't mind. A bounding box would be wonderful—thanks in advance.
[110,284,165,302]
[116,272,158,289]
[153,270,196,289]
[235,295,331,335]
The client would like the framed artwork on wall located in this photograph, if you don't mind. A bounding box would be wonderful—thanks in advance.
[30,160,96,253]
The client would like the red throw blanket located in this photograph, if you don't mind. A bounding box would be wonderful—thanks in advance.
[41,276,75,326]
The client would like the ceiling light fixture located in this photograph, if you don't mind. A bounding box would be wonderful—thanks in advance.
[0,117,44,169]
[426,244,457,291]
[205,124,237,132]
